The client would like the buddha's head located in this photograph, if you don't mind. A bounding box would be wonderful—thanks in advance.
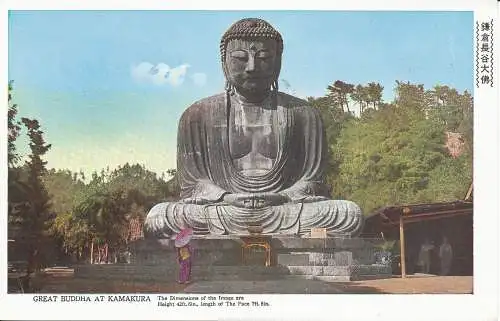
[221,18,283,101]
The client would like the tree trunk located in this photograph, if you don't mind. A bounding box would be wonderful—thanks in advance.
[90,241,94,264]
[26,245,35,278]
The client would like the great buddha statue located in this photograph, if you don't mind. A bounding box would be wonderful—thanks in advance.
[145,18,364,238]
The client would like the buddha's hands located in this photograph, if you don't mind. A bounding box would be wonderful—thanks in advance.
[299,195,330,203]
[223,192,290,208]
[182,197,211,205]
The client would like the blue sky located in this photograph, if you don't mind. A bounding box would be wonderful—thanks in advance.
[8,10,473,177]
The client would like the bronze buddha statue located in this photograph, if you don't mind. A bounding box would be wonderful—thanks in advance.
[145,18,364,238]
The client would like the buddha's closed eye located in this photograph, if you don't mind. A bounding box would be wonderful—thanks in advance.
[256,51,273,59]
[230,51,248,59]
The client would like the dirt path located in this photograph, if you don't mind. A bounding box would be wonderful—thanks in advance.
[38,272,188,293]
[337,275,473,294]
[34,268,472,294]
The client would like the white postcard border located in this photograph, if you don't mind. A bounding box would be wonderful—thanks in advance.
[0,1,498,321]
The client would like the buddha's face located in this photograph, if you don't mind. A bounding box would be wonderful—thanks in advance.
[225,38,280,98]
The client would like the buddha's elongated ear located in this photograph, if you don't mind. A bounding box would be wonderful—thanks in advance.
[273,54,282,83]
[221,45,235,92]
[222,59,231,85]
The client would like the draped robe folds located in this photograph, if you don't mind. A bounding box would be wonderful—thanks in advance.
[145,92,364,238]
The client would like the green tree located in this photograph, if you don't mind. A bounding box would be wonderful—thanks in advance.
[426,86,473,155]
[8,81,21,167]
[52,163,177,262]
[10,117,53,278]
[310,94,354,194]
[326,80,471,215]
[327,80,355,114]
[43,169,86,218]
[366,82,384,110]
[73,188,130,257]
[417,153,472,201]
[394,80,426,110]
[457,91,473,155]
[43,169,86,260]
[351,84,371,115]
[8,83,28,221]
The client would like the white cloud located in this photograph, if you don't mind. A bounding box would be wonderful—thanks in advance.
[131,62,190,86]
[191,72,208,87]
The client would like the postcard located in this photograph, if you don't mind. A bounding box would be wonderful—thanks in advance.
[1,1,498,320]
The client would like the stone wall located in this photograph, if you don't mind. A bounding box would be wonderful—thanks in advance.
[75,236,392,282]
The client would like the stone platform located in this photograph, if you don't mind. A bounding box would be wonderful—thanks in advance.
[75,236,392,282]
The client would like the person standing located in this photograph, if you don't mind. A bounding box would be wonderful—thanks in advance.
[176,244,192,284]
[439,236,453,276]
[175,227,194,284]
[418,238,434,274]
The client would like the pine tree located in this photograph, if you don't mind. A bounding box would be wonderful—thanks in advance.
[17,117,52,279]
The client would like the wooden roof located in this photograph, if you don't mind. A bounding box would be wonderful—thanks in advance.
[363,199,473,233]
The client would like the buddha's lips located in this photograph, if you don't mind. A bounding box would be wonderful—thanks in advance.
[245,76,266,80]
[243,73,273,79]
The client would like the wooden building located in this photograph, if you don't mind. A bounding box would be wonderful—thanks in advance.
[362,185,473,277]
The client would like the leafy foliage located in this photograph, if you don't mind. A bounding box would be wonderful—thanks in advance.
[47,163,179,260]
[8,84,53,277]
[313,80,473,215]
[8,81,22,167]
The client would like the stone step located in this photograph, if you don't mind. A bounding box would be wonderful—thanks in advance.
[74,264,291,281]
[181,279,348,294]
[74,263,391,282]
[287,264,391,277]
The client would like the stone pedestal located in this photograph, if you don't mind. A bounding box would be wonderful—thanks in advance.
[269,237,391,281]
[75,236,391,282]
[130,237,246,266]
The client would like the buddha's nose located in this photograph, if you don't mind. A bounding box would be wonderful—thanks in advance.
[245,56,256,72]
